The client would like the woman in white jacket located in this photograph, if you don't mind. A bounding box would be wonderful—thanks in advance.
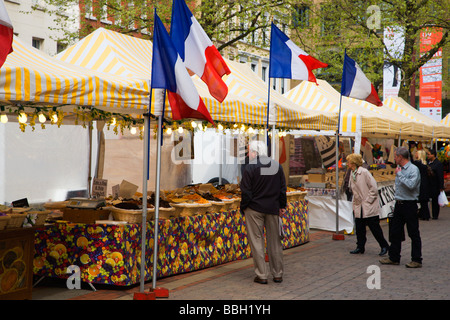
[347,153,389,256]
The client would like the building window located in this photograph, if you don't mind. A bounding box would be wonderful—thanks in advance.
[57,42,67,54]
[261,66,267,82]
[293,5,310,29]
[32,37,44,50]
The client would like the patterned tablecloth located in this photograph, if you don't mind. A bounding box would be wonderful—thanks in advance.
[33,200,308,286]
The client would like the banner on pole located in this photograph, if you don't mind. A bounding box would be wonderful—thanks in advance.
[419,27,443,121]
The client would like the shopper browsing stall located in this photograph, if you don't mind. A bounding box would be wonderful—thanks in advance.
[346,153,389,256]
[426,149,444,220]
[240,140,287,284]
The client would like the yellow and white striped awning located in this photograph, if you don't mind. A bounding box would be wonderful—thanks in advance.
[57,27,337,130]
[284,80,359,133]
[441,113,450,126]
[384,97,447,139]
[0,36,149,114]
[285,80,407,137]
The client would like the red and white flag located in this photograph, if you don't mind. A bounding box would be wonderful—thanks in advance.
[0,0,13,67]
[170,0,230,103]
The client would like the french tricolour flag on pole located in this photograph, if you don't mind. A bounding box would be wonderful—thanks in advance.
[170,0,230,103]
[341,53,382,106]
[0,0,13,68]
[151,12,214,125]
[269,22,327,83]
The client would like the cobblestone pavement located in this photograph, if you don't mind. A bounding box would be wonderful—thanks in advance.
[32,206,450,301]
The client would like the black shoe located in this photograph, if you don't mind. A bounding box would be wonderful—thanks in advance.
[350,248,364,254]
[273,277,283,283]
[254,276,268,284]
[379,247,388,256]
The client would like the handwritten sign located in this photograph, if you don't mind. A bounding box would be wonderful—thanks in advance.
[92,178,108,198]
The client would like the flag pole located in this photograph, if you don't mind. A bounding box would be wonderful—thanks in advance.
[333,90,344,240]
[150,89,169,298]
[266,76,272,150]
[134,83,154,300]
[333,50,346,241]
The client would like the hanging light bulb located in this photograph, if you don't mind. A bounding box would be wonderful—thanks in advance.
[217,123,224,132]
[18,112,27,123]
[198,123,203,131]
[191,121,197,128]
[111,117,117,126]
[166,127,172,135]
[130,127,137,135]
[247,127,254,134]
[38,112,46,123]
[51,113,58,123]
[1,113,8,124]
[178,126,184,133]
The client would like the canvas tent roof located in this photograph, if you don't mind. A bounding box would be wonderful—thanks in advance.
[285,80,404,137]
[384,97,449,139]
[0,36,149,115]
[56,27,337,130]
[315,81,436,140]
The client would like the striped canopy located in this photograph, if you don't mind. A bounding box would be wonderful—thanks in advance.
[384,97,448,139]
[56,27,337,130]
[0,36,149,114]
[315,81,435,140]
[441,113,450,126]
[285,80,403,137]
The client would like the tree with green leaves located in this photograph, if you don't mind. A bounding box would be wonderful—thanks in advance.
[291,0,449,101]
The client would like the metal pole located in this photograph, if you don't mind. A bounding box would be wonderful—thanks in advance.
[152,115,163,289]
[139,114,150,293]
[334,90,343,240]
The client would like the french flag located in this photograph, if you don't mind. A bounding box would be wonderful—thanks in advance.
[170,0,230,103]
[151,12,214,125]
[0,0,13,68]
[269,22,327,83]
[341,53,382,106]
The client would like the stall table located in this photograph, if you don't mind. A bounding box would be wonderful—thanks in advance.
[33,201,308,286]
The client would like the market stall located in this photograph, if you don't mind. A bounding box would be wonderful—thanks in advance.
[0,29,318,293]
[33,193,308,286]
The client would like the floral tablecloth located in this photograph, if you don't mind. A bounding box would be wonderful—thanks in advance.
[33,200,308,286]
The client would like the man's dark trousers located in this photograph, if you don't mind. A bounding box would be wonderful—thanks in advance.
[389,201,422,263]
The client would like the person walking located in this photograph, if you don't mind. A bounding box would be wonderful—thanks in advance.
[412,149,431,221]
[426,149,444,220]
[380,147,422,268]
[346,153,389,256]
[240,140,287,284]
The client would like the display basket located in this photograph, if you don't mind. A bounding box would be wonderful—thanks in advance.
[6,213,26,229]
[0,215,11,230]
[152,207,177,220]
[229,198,241,210]
[287,191,307,202]
[62,207,111,224]
[208,201,226,213]
[214,198,235,211]
[27,210,52,226]
[43,201,69,211]
[170,202,211,217]
[109,206,155,224]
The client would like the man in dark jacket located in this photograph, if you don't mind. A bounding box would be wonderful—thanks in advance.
[240,140,287,284]
[427,149,444,219]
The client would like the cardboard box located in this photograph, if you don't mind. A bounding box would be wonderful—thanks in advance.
[307,173,326,183]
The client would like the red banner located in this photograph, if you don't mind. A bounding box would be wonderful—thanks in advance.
[419,28,443,121]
